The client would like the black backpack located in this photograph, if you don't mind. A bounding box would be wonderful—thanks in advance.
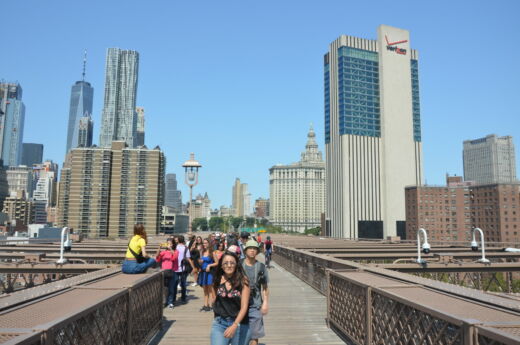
[242,261,267,302]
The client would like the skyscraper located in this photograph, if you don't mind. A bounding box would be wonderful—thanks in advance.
[325,25,423,239]
[99,48,139,148]
[232,178,249,217]
[58,141,165,237]
[78,115,93,147]
[0,83,25,166]
[165,173,182,212]
[254,198,269,218]
[6,166,33,199]
[463,134,517,184]
[136,106,145,146]
[65,53,94,154]
[33,169,56,224]
[270,125,325,232]
[21,143,43,166]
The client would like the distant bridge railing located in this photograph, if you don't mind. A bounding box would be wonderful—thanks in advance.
[273,244,520,345]
[0,271,163,345]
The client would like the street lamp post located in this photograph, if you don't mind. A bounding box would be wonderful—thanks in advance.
[416,228,431,264]
[470,227,490,263]
[182,153,202,235]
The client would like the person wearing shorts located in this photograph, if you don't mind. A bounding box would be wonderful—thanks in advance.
[242,240,269,345]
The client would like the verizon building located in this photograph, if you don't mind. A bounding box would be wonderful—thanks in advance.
[325,25,423,239]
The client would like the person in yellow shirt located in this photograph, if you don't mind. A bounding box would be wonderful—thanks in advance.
[122,224,156,274]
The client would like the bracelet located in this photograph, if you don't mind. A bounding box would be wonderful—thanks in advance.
[233,322,239,326]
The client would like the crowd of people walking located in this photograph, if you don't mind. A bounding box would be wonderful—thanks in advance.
[121,224,274,345]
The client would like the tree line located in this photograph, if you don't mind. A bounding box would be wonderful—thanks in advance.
[191,216,321,235]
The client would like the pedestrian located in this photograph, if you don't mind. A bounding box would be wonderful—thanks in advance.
[256,233,263,253]
[264,236,274,268]
[122,224,156,274]
[242,240,269,345]
[190,236,202,286]
[210,233,218,250]
[187,235,196,250]
[173,235,192,305]
[210,251,250,345]
[214,241,226,262]
[239,232,250,260]
[199,238,217,311]
[155,238,179,308]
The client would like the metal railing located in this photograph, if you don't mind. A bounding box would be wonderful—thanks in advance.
[1,272,163,345]
[273,244,520,345]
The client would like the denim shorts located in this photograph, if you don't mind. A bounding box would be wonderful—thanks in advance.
[246,307,265,339]
[210,316,249,345]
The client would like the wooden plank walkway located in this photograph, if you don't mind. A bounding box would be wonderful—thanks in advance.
[150,260,345,345]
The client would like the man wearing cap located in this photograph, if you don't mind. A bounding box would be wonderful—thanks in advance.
[242,239,269,345]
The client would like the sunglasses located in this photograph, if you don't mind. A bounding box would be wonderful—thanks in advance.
[222,261,237,267]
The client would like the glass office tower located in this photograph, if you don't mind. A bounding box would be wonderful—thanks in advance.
[325,25,423,239]
[66,80,94,153]
[0,83,25,166]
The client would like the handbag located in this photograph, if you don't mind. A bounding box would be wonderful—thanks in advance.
[181,246,193,274]
[163,269,173,279]
[128,243,146,264]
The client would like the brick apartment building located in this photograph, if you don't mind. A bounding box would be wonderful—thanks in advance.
[405,176,520,243]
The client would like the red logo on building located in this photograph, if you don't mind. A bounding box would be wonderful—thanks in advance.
[385,35,407,55]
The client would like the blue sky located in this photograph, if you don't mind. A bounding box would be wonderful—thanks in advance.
[1,0,519,209]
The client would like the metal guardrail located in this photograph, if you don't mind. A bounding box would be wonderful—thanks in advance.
[0,272,163,345]
[273,245,520,345]
[0,266,121,311]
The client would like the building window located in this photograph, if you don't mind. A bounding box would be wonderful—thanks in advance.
[337,46,380,138]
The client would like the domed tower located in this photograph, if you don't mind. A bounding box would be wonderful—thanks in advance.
[301,124,323,163]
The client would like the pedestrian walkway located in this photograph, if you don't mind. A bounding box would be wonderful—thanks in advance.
[150,261,344,345]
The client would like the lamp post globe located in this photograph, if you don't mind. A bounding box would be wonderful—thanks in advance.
[182,153,202,235]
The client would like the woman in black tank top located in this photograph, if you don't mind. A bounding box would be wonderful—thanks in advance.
[210,252,250,345]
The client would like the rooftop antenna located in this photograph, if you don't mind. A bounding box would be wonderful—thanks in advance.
[82,49,87,81]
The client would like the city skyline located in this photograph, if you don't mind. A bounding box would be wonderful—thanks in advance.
[1,1,519,208]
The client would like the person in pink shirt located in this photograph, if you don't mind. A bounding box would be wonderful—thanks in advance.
[214,241,225,262]
[156,238,179,308]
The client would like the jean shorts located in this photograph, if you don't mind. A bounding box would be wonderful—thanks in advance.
[246,307,265,339]
[210,316,249,345]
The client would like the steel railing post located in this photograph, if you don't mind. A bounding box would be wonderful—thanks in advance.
[326,269,331,328]
[366,287,372,345]
[127,288,133,345]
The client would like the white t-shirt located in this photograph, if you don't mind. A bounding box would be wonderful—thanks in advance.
[175,244,191,273]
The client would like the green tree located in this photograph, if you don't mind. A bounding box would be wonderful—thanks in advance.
[245,217,255,227]
[209,217,224,231]
[304,227,321,236]
[231,217,244,230]
[267,225,283,233]
[192,218,209,231]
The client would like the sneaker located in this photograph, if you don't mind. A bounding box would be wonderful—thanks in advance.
[177,284,181,289]
[168,304,174,309]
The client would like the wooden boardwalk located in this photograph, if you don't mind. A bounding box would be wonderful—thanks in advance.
[150,261,345,345]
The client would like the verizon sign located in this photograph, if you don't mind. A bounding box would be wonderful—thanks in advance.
[385,35,407,55]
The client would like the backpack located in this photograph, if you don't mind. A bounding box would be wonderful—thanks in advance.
[242,261,267,304]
